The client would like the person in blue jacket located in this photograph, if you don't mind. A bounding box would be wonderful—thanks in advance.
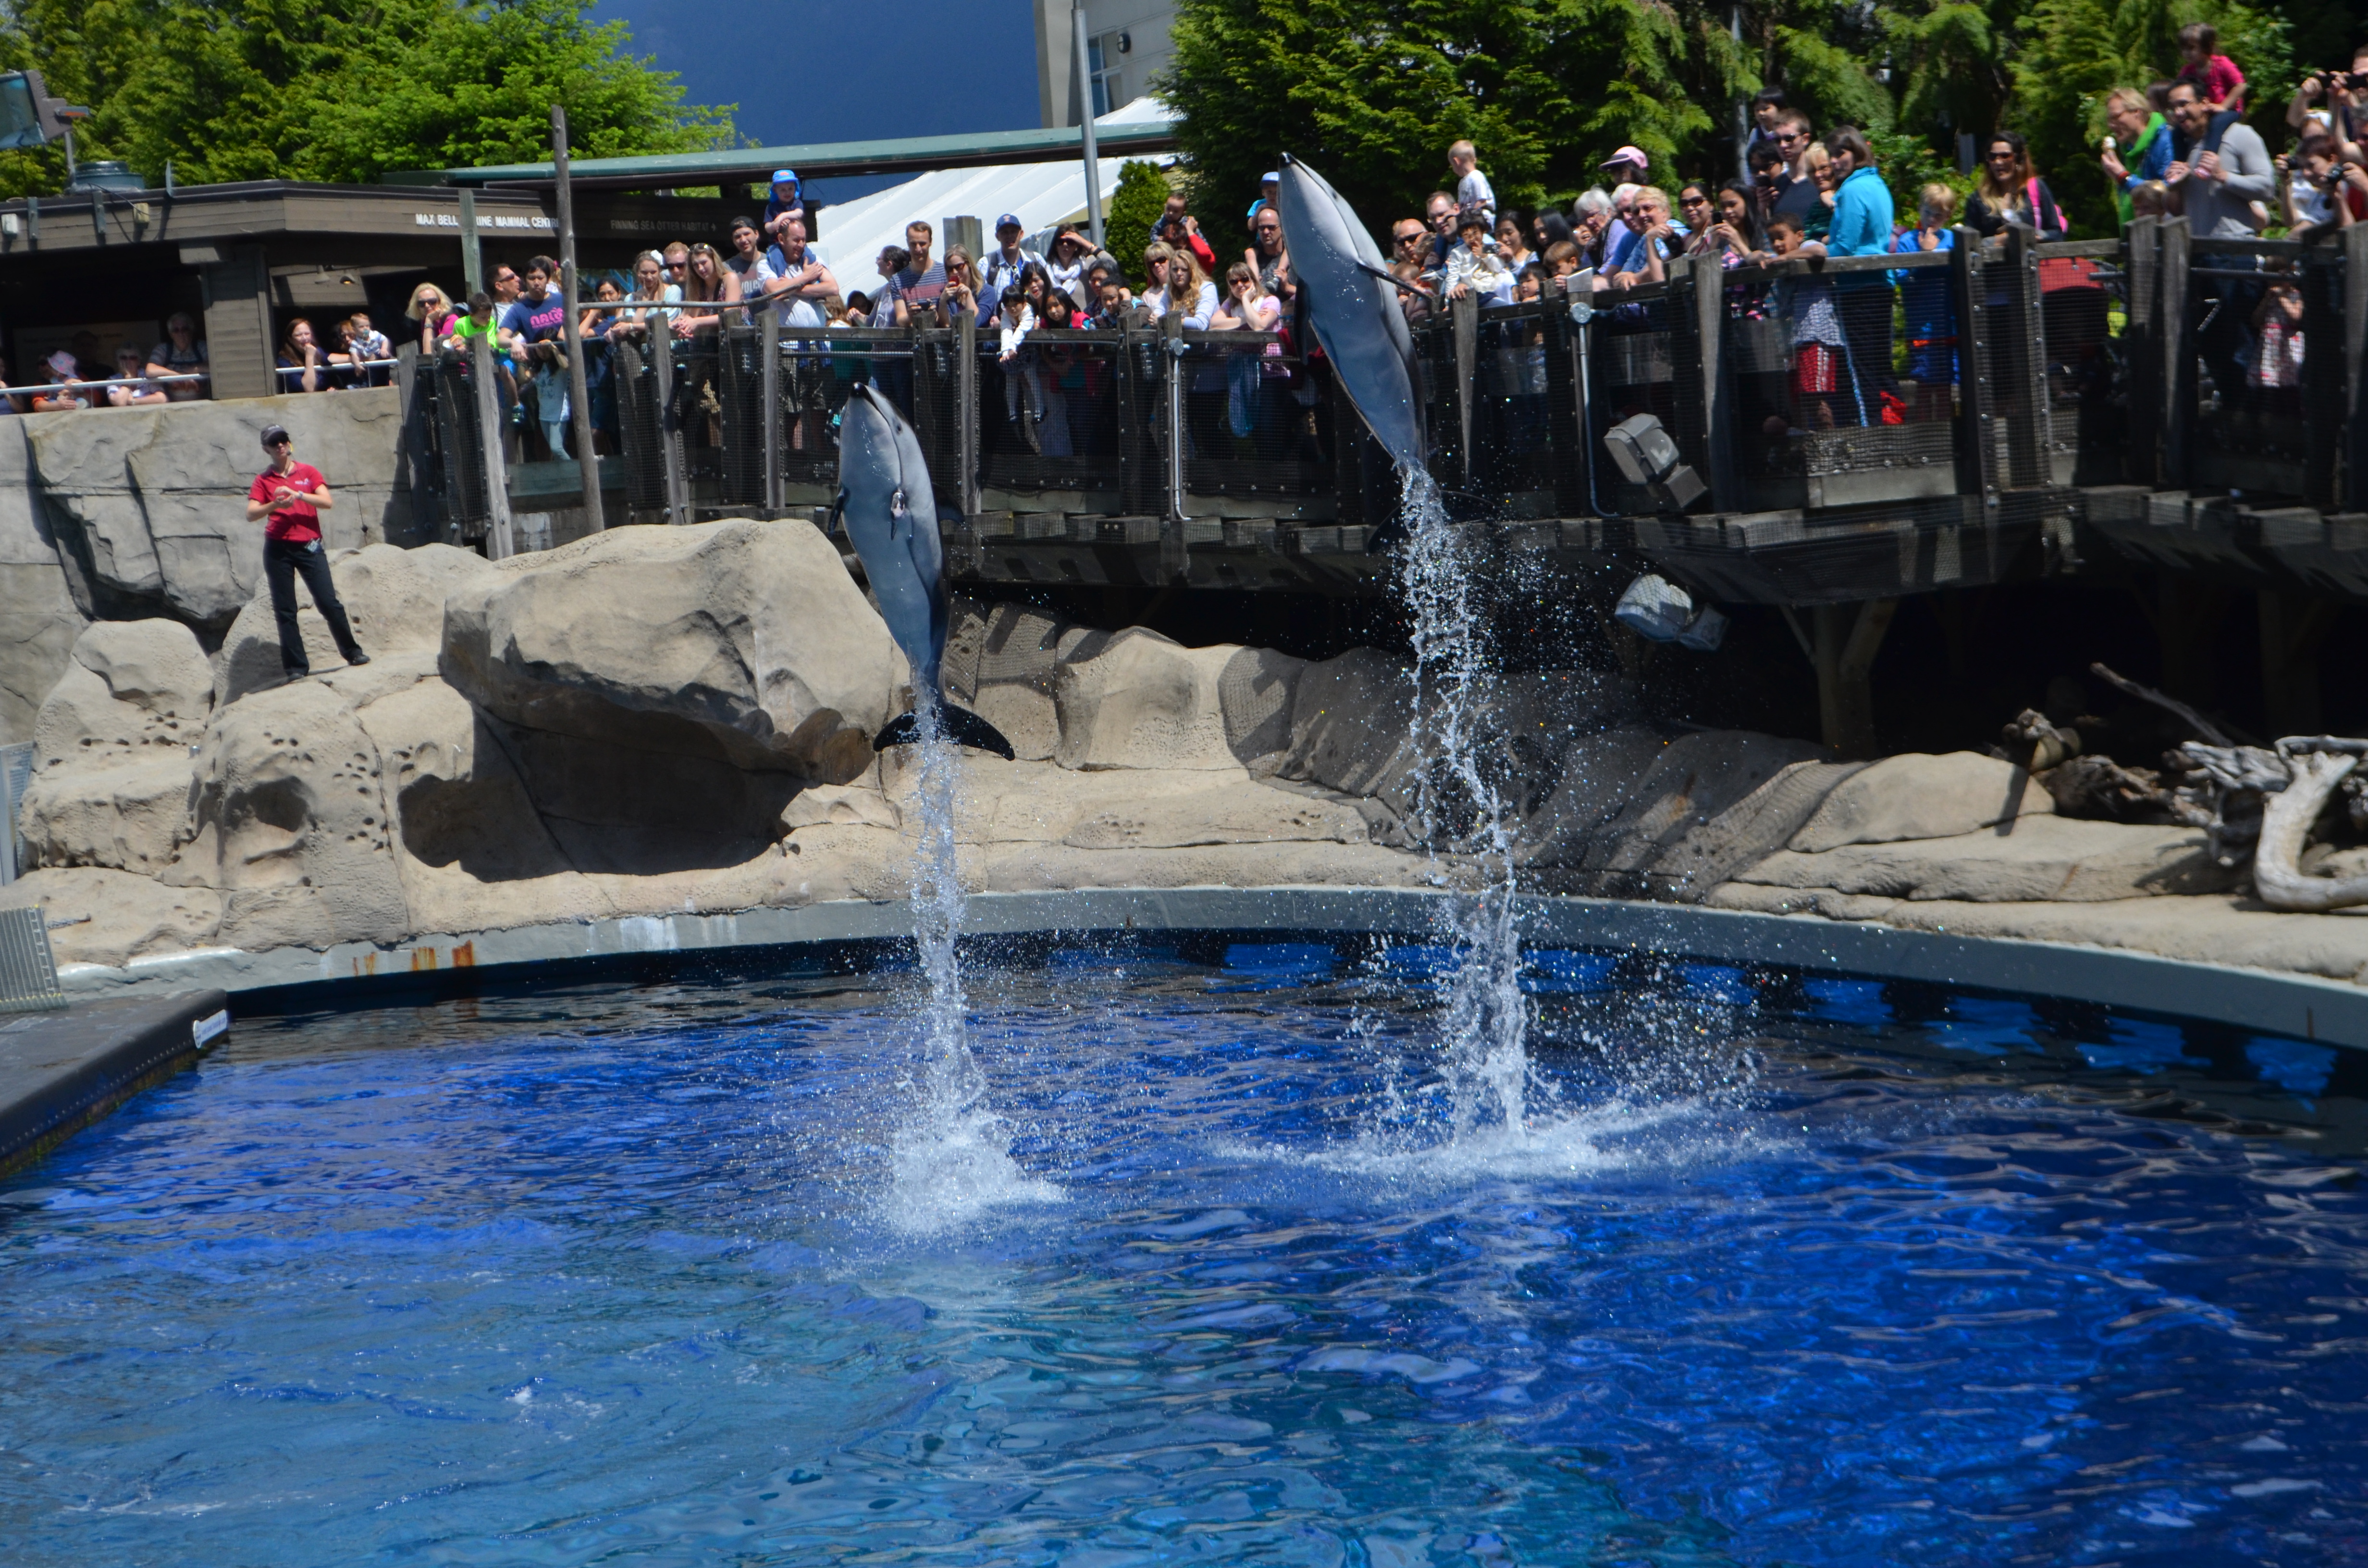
[1892,183,1960,405]
[1823,126,1900,425]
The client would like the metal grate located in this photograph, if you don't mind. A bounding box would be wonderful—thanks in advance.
[0,906,64,1012]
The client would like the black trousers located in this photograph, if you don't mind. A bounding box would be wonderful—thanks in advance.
[265,536,361,675]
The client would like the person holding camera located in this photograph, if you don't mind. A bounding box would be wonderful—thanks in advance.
[2288,47,2368,157]
[2279,133,2364,240]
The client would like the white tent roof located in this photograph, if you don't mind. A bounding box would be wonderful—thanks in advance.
[809,97,1174,280]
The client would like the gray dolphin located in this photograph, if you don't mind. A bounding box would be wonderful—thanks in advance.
[1274,157,1427,473]
[833,383,1015,759]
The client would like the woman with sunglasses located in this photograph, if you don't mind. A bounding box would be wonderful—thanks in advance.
[672,243,741,339]
[1685,180,1764,265]
[615,251,682,339]
[1965,130,2067,241]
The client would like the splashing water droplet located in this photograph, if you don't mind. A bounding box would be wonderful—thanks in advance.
[883,701,1061,1234]
[1394,471,1532,1145]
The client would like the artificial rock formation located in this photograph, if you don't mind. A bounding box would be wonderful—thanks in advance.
[0,420,87,747]
[6,509,2368,998]
[18,619,213,874]
[25,389,413,629]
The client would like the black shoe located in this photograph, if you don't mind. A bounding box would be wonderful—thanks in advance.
[283,667,311,684]
[345,649,371,667]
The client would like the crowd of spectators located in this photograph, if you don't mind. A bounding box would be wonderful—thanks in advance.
[16,32,2350,455]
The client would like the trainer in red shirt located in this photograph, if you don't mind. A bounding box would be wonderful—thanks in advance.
[246,423,368,680]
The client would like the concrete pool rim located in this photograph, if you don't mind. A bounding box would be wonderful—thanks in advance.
[45,887,2368,1049]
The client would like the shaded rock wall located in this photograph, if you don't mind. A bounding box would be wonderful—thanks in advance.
[0,390,414,744]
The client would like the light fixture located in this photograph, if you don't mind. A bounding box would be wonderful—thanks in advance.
[1602,412,1706,511]
[1613,574,1727,652]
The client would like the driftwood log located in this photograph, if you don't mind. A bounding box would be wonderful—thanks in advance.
[2077,666,2368,912]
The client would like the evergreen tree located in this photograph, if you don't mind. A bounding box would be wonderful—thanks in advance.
[0,0,731,196]
[1165,0,2312,241]
[1105,159,1171,285]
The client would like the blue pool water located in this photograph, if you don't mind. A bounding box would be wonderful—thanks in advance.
[1,943,2363,1565]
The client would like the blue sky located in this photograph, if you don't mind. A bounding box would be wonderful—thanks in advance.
[592,0,1046,204]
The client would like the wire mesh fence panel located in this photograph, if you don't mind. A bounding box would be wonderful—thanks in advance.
[1970,243,2051,492]
[764,329,913,491]
[1589,284,1702,514]
[1470,300,1564,506]
[713,324,766,506]
[608,338,670,510]
[1169,331,1328,498]
[421,352,494,535]
[2036,248,2130,486]
[1723,257,1956,510]
[667,338,727,488]
[978,330,1139,494]
[2185,239,2338,502]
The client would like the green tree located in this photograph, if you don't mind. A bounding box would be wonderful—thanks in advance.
[2011,0,2293,236]
[1165,0,1751,237]
[0,0,731,196]
[1105,158,1171,285]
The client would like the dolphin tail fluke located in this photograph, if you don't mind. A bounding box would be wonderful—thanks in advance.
[875,703,1017,760]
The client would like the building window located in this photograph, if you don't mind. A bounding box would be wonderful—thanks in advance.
[1088,32,1123,118]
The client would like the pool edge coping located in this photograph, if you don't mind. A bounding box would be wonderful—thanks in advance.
[47,887,2368,1049]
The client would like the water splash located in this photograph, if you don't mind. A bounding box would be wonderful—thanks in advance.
[1394,469,1532,1144]
[883,703,1061,1234]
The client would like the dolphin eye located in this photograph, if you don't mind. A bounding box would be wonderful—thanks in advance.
[890,487,908,517]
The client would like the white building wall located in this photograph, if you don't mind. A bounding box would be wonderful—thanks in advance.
[1034,0,1177,128]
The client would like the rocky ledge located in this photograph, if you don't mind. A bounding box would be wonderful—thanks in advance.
[4,518,2364,994]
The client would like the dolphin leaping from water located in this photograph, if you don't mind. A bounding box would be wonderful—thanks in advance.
[1274,156,1428,474]
[834,383,1016,759]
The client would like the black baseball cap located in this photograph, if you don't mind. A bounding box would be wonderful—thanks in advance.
[259,424,291,448]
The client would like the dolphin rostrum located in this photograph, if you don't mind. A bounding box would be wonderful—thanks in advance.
[833,382,1016,759]
[1274,156,1427,473]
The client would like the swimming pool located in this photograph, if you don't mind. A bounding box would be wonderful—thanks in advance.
[1,940,2361,1565]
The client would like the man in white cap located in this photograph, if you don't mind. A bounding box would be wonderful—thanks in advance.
[978,212,1042,312]
[246,424,367,683]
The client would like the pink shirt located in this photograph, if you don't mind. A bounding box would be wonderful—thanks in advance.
[2179,54,2245,106]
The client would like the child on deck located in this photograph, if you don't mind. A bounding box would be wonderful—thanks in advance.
[1892,184,1958,404]
[1448,140,1496,233]
[1765,210,1853,430]
[2177,23,2246,113]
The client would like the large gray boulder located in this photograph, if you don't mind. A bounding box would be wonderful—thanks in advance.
[1736,815,2240,902]
[441,520,896,784]
[1055,628,1249,772]
[944,600,1072,762]
[1520,729,1833,894]
[1790,750,2052,852]
[164,675,411,950]
[24,389,409,627]
[214,541,497,706]
[19,620,213,873]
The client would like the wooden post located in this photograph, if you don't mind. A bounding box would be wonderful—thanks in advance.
[2159,216,2191,489]
[648,326,689,523]
[956,306,980,517]
[2003,222,2051,488]
[1949,227,1989,496]
[1689,255,1734,512]
[2124,215,2159,487]
[2345,222,2368,509]
[470,331,514,559]
[760,306,781,517]
[1163,310,1186,525]
[1811,598,1895,759]
[551,105,604,533]
[458,188,483,298]
[1451,285,1479,488]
